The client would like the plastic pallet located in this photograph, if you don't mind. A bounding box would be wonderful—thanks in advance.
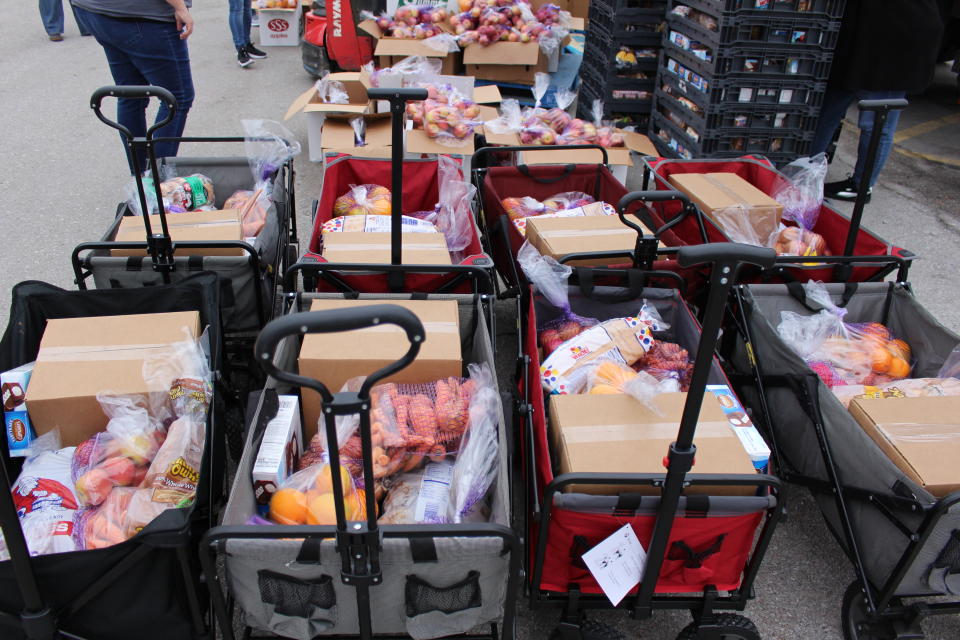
[653,85,817,134]
[677,0,845,20]
[668,5,841,51]
[661,51,827,108]
[652,109,813,160]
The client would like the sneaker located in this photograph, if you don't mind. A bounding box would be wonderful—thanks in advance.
[825,177,872,203]
[237,48,253,67]
[48,33,64,42]
[245,43,268,59]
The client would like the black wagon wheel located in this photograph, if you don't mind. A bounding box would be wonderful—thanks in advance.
[675,614,761,640]
[841,581,899,640]
[549,616,625,640]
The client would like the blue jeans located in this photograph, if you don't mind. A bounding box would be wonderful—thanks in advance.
[228,0,253,49]
[76,7,195,172]
[811,88,906,188]
[39,0,91,36]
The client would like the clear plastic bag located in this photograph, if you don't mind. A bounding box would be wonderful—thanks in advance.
[773,153,828,231]
[333,184,392,217]
[76,486,135,550]
[423,32,460,52]
[832,377,960,408]
[241,119,301,184]
[126,172,215,217]
[315,72,349,105]
[938,344,960,379]
[350,116,366,147]
[769,225,830,257]
[422,96,482,146]
[429,155,476,254]
[638,340,692,391]
[447,363,498,523]
[485,98,523,135]
[518,242,599,354]
[223,188,271,238]
[532,72,550,109]
[268,462,365,525]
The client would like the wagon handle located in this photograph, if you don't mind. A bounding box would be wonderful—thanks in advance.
[677,243,776,270]
[616,190,691,269]
[842,98,909,257]
[90,85,177,139]
[254,305,425,403]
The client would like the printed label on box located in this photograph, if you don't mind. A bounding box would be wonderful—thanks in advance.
[707,384,771,470]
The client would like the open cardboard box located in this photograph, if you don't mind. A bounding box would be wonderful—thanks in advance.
[483,129,657,166]
[112,209,245,257]
[463,38,564,85]
[849,395,960,498]
[549,392,757,496]
[319,112,394,159]
[359,20,461,75]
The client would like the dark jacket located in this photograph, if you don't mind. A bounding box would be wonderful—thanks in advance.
[829,0,945,94]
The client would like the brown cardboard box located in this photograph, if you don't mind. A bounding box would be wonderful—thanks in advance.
[320,114,393,159]
[321,231,452,265]
[112,209,245,257]
[525,214,661,265]
[668,173,783,243]
[284,71,374,121]
[483,130,658,166]
[463,37,565,85]
[848,396,960,497]
[299,299,462,438]
[359,20,461,75]
[548,392,757,496]
[25,311,201,446]
[568,0,590,21]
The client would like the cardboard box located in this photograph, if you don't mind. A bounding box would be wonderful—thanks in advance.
[319,113,394,159]
[252,395,303,509]
[321,231,452,265]
[483,130,658,167]
[26,311,201,447]
[258,7,300,46]
[548,392,757,496]
[299,298,462,437]
[3,362,35,457]
[568,0,590,22]
[848,396,960,497]
[463,39,562,85]
[359,20,461,75]
[112,209,245,257]
[668,173,783,244]
[525,214,661,265]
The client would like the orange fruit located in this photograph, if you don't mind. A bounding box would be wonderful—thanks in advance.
[887,357,910,379]
[306,493,339,525]
[888,339,911,360]
[315,465,354,495]
[871,346,892,373]
[269,488,308,525]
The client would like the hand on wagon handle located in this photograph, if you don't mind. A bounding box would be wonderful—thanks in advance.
[167,0,194,39]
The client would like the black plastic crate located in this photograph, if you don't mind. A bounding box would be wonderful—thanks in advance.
[661,52,828,108]
[668,3,840,50]
[676,0,844,19]
[590,5,667,46]
[579,76,655,117]
[652,110,813,161]
[663,30,834,81]
[582,42,660,83]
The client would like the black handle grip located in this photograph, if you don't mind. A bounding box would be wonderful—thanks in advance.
[90,85,177,139]
[366,87,429,102]
[473,144,610,166]
[255,305,425,401]
[618,190,691,207]
[858,98,909,112]
[677,243,776,269]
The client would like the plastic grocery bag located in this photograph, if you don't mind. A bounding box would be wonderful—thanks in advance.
[268,462,364,525]
[315,72,350,105]
[773,153,828,231]
[938,344,960,379]
[484,99,523,135]
[425,155,476,255]
[333,184,392,217]
[447,363,499,523]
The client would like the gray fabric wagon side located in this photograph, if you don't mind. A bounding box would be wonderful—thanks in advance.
[728,282,960,597]
[82,157,291,334]
[214,293,515,639]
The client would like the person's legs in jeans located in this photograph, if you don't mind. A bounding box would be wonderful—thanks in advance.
[811,88,856,156]
[852,89,906,188]
[69,2,92,35]
[228,0,250,49]
[38,0,64,36]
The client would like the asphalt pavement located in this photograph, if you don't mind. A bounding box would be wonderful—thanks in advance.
[1,1,960,639]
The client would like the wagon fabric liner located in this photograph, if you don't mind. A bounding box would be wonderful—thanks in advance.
[521,284,775,597]
[642,155,910,284]
[209,293,516,639]
[728,282,960,596]
[304,155,490,295]
[0,273,225,640]
[82,156,292,334]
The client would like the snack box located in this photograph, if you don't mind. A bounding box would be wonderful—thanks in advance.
[26,311,201,447]
[112,209,245,257]
[524,213,662,266]
[298,299,462,438]
[549,392,758,496]
[668,172,783,244]
[2,362,36,457]
[252,395,303,511]
[320,231,452,266]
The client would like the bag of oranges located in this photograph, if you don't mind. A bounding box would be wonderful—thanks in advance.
[332,184,392,218]
[268,462,367,526]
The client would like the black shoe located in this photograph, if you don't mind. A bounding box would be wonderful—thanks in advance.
[245,43,268,59]
[237,48,253,67]
[824,177,872,203]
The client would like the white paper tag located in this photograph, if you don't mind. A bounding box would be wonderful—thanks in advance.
[581,524,647,606]
[414,460,454,523]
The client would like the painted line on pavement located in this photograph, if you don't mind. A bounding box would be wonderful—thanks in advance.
[893,113,960,144]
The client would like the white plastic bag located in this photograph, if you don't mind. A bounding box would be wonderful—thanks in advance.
[774,153,828,230]
[447,363,499,523]
[484,98,523,135]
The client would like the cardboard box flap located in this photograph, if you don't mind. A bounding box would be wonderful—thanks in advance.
[488,130,655,166]
[569,16,585,30]
[849,396,960,494]
[623,131,658,156]
[464,41,541,66]
[376,37,455,58]
[473,84,502,104]
[406,129,475,156]
[321,115,393,151]
[478,105,501,123]
[358,18,383,39]
[285,85,318,121]
[304,102,371,116]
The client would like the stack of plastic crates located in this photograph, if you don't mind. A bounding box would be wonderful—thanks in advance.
[578,0,669,132]
[651,0,844,163]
